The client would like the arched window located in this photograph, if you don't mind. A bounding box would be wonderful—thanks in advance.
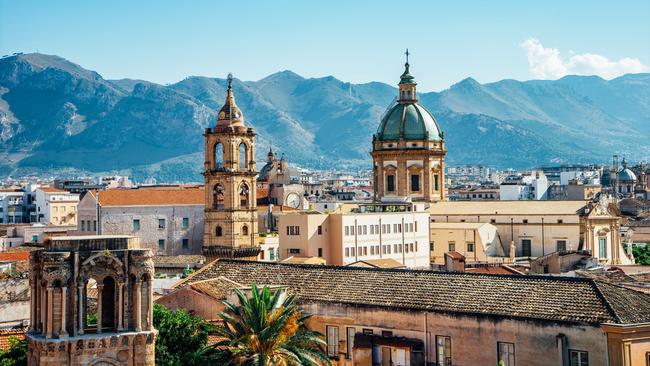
[239,183,250,208]
[239,143,247,169]
[214,143,223,169]
[242,225,249,236]
[213,184,224,210]
[216,226,223,237]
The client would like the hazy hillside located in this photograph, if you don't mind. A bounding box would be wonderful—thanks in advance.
[1,53,648,181]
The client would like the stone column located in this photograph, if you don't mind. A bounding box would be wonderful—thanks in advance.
[60,286,68,337]
[77,284,84,335]
[147,279,153,330]
[40,285,46,334]
[46,286,53,338]
[134,280,142,332]
[96,284,103,334]
[117,283,124,331]
[29,283,36,332]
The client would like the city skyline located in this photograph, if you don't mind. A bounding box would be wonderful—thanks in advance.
[1,0,649,91]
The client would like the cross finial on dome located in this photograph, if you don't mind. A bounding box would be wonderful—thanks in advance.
[405,48,410,66]
[227,73,233,89]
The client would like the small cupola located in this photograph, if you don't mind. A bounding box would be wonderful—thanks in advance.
[216,73,245,129]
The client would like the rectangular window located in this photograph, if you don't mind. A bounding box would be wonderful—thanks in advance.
[393,224,398,233]
[363,225,367,235]
[522,219,528,224]
[362,328,373,335]
[158,218,165,229]
[436,336,452,366]
[318,225,323,235]
[345,248,350,257]
[430,241,434,251]
[404,243,408,253]
[81,220,85,231]
[467,242,475,253]
[318,248,323,257]
[415,221,418,231]
[448,242,456,252]
[158,239,164,250]
[556,240,567,252]
[382,245,386,254]
[182,217,189,229]
[289,248,300,254]
[346,327,355,359]
[370,246,375,255]
[345,226,349,236]
[363,246,367,256]
[434,175,439,191]
[387,225,391,234]
[599,238,607,258]
[133,219,140,231]
[269,249,275,261]
[326,326,339,358]
[569,350,588,366]
[558,219,564,224]
[522,239,532,257]
[387,175,395,192]
[394,244,398,253]
[411,174,420,192]
[498,342,515,366]
[93,220,97,231]
[410,243,414,252]
[351,247,356,256]
[375,224,379,234]
[370,225,374,235]
[351,226,355,235]
[381,330,393,337]
[182,238,189,249]
[387,245,391,254]
[491,219,497,224]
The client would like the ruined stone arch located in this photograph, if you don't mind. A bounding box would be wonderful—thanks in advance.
[78,252,125,283]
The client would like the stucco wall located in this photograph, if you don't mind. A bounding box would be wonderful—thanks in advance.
[302,302,609,366]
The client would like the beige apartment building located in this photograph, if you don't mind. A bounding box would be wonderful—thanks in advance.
[278,202,430,268]
[34,187,79,226]
[429,222,501,265]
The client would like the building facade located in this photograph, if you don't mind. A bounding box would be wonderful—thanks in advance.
[371,55,446,203]
[34,188,79,226]
[202,75,259,259]
[164,259,650,366]
[278,202,430,268]
[76,188,205,255]
[26,235,156,365]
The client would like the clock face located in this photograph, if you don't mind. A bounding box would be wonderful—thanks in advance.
[285,192,301,209]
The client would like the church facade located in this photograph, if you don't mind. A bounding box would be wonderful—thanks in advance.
[371,54,446,203]
[202,75,260,259]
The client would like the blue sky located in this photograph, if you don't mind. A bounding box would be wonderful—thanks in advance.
[1,0,649,91]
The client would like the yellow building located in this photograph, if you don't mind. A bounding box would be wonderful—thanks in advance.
[429,222,500,265]
[34,187,79,226]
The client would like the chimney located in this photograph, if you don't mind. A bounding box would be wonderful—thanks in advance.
[444,252,465,272]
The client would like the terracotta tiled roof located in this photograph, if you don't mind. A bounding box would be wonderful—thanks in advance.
[0,328,26,350]
[0,251,30,262]
[96,188,204,206]
[179,259,650,325]
[466,266,522,275]
[40,187,67,193]
[347,258,406,269]
[153,255,206,268]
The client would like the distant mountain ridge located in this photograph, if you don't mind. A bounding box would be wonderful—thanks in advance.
[1,53,648,181]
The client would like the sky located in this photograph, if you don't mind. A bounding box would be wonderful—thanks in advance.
[1,0,649,91]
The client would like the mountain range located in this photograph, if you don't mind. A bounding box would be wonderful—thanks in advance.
[1,53,649,182]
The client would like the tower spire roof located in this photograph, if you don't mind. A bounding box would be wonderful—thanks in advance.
[216,73,245,129]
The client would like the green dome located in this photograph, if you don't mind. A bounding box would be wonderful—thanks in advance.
[375,103,443,141]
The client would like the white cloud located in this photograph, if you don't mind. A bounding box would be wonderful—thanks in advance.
[520,38,648,79]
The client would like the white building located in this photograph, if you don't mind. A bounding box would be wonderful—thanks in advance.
[278,202,430,268]
[0,189,24,224]
[499,171,548,200]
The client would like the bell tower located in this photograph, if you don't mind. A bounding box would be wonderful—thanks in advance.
[203,74,260,260]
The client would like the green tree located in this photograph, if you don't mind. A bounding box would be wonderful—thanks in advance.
[212,284,331,366]
[153,304,215,366]
[633,243,650,265]
[0,336,27,366]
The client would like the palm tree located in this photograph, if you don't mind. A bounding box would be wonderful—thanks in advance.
[211,284,332,366]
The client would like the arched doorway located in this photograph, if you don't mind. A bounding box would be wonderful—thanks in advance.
[101,276,116,331]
